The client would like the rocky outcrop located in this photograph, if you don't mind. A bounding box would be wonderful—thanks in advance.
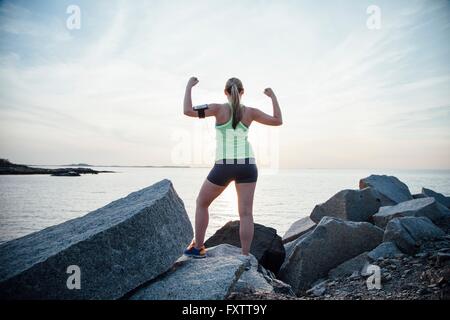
[128,244,293,300]
[0,179,192,300]
[383,216,445,254]
[359,174,412,204]
[282,217,315,244]
[310,187,383,223]
[204,221,285,274]
[373,198,450,228]
[278,217,383,294]
[422,188,450,209]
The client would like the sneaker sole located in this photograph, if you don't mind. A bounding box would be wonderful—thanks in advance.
[184,253,207,259]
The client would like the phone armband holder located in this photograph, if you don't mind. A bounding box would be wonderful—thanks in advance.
[193,104,209,118]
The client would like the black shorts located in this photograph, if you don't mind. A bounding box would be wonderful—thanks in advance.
[207,158,258,187]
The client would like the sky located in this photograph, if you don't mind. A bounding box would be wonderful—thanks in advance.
[0,0,449,169]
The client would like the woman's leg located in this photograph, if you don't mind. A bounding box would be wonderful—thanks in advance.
[235,182,256,255]
[195,179,227,249]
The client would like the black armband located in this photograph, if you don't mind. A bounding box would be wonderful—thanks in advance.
[193,104,209,119]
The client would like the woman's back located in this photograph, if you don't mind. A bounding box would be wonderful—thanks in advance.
[215,103,254,162]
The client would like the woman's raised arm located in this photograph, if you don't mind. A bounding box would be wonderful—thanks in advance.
[250,88,283,126]
[183,77,199,117]
[183,77,220,118]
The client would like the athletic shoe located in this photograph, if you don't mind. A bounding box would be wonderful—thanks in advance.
[184,240,207,259]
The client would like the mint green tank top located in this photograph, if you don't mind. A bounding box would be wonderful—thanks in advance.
[215,103,255,161]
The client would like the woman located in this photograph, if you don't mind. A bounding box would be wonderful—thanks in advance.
[183,77,283,258]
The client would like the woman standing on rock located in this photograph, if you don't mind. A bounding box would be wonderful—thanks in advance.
[183,77,283,258]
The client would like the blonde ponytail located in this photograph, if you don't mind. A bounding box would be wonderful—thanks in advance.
[225,78,244,129]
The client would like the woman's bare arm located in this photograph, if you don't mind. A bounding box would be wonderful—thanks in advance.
[251,88,283,126]
[183,77,220,118]
[183,77,198,117]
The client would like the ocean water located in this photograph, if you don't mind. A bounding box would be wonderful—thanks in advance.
[0,167,449,244]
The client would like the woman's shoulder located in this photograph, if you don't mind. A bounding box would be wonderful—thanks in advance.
[208,103,227,109]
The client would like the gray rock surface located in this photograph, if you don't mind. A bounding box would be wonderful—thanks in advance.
[278,217,383,294]
[232,255,276,295]
[359,174,413,204]
[283,230,313,264]
[129,244,265,300]
[310,187,383,223]
[204,221,285,274]
[328,252,370,279]
[282,217,316,244]
[0,179,192,300]
[422,187,450,209]
[383,216,445,254]
[373,197,450,228]
[367,242,402,261]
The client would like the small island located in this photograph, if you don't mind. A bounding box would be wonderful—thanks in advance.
[0,159,114,176]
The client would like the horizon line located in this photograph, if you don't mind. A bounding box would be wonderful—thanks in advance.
[25,163,450,171]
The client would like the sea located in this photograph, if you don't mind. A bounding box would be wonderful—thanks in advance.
[0,166,449,244]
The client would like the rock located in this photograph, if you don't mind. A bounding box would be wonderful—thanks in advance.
[359,174,413,204]
[367,242,402,261]
[306,281,327,297]
[413,193,428,199]
[269,278,295,296]
[373,197,450,228]
[0,179,192,300]
[422,188,450,209]
[282,217,315,244]
[256,265,295,296]
[129,244,266,300]
[436,252,450,265]
[310,187,383,223]
[284,230,313,262]
[233,254,274,295]
[383,216,445,255]
[204,221,285,274]
[278,217,383,294]
[328,252,370,279]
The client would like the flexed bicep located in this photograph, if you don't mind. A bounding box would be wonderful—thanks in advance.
[251,108,283,126]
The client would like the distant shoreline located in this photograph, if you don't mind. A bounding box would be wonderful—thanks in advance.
[0,159,115,176]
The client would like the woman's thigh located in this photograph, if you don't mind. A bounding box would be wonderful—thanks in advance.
[235,182,256,215]
[197,178,227,207]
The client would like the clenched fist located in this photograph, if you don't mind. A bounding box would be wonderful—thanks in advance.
[187,77,199,88]
[264,88,276,98]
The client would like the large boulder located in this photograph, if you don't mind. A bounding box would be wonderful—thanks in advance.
[422,188,450,209]
[128,244,275,300]
[310,187,383,223]
[373,197,450,228]
[0,179,193,300]
[282,217,316,244]
[383,216,445,254]
[359,174,413,204]
[278,217,383,294]
[204,221,285,274]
